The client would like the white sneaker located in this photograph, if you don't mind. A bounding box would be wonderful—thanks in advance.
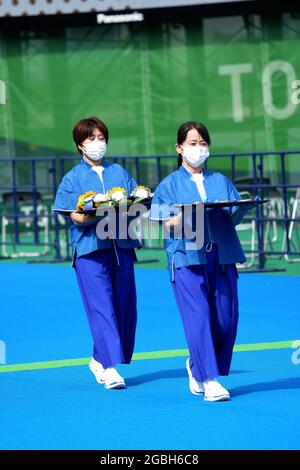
[186,358,204,395]
[102,367,126,390]
[203,378,231,402]
[89,358,105,384]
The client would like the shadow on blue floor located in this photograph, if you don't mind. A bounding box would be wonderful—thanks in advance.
[230,376,300,397]
[126,367,248,387]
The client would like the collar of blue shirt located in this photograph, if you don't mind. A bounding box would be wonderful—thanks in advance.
[80,157,109,170]
[179,164,207,179]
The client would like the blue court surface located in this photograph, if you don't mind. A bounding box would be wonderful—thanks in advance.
[0,263,299,450]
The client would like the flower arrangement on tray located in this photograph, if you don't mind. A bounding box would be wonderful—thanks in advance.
[76,185,153,212]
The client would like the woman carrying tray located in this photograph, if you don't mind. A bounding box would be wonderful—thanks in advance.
[150,121,257,402]
[54,116,140,390]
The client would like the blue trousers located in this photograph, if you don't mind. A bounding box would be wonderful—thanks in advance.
[75,247,137,369]
[172,245,239,382]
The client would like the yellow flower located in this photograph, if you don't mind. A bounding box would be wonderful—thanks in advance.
[76,191,96,210]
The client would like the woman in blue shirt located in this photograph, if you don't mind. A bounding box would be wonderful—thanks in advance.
[151,121,255,401]
[54,117,140,390]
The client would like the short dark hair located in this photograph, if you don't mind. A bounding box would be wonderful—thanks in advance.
[72,116,109,154]
[176,121,211,168]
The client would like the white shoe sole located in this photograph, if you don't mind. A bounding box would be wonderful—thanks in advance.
[204,394,231,402]
[104,381,126,390]
[186,358,204,396]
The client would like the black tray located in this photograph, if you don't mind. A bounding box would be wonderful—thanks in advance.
[53,208,73,216]
[175,199,269,209]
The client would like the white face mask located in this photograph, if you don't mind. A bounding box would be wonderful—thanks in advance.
[82,140,106,161]
[181,145,209,168]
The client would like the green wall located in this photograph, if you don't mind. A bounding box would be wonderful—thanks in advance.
[0,12,300,185]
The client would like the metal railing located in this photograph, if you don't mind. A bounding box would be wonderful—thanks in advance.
[208,151,300,271]
[0,151,299,271]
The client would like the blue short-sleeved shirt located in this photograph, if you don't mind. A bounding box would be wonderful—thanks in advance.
[54,158,141,262]
[150,165,248,279]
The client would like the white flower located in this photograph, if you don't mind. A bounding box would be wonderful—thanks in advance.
[111,190,125,202]
[93,193,108,203]
[84,195,95,203]
[135,188,150,199]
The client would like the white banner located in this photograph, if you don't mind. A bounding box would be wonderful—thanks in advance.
[0,0,251,18]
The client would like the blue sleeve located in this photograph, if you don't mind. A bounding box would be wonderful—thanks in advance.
[228,180,242,203]
[225,178,259,225]
[123,168,138,195]
[227,179,241,216]
[149,182,177,220]
[53,175,78,213]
